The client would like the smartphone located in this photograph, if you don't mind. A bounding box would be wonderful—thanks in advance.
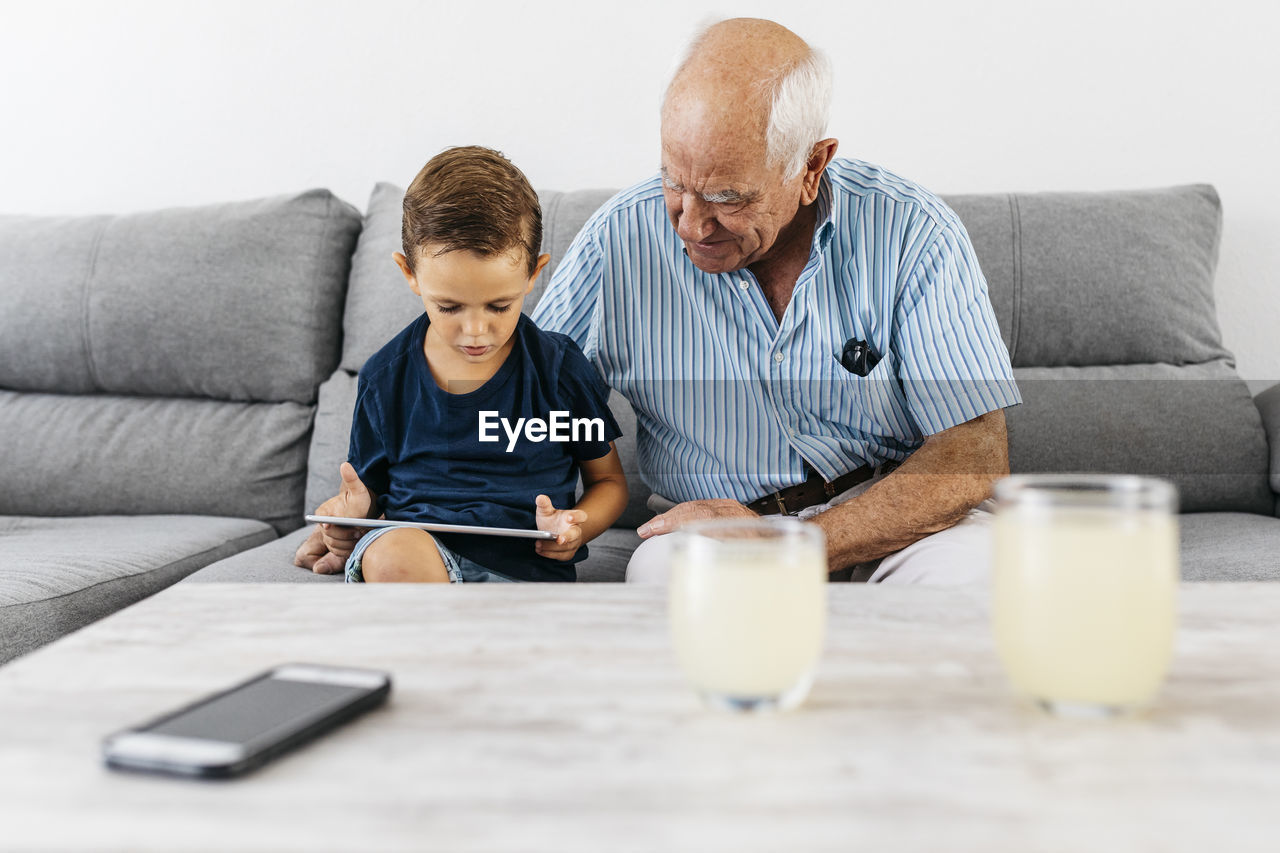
[102,664,391,778]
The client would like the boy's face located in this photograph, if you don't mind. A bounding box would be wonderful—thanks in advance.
[394,246,550,366]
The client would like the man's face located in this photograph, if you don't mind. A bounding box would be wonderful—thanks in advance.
[660,116,805,275]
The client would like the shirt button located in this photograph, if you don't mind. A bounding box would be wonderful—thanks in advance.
[773,352,785,363]
[739,280,750,291]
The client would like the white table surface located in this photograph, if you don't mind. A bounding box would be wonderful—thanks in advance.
[0,583,1277,852]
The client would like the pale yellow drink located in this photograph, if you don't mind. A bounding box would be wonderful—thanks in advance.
[669,520,827,711]
[992,482,1179,713]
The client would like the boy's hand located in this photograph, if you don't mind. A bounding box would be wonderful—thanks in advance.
[315,462,374,559]
[293,526,347,575]
[534,494,588,561]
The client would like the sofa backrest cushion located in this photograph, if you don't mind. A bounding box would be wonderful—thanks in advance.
[339,183,421,374]
[0,391,316,532]
[1006,361,1272,514]
[0,190,361,403]
[947,184,1267,514]
[946,184,1227,368]
[0,190,362,533]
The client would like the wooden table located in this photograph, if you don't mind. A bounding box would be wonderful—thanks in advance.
[0,583,1276,852]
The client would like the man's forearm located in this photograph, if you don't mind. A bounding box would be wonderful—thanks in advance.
[813,410,1009,572]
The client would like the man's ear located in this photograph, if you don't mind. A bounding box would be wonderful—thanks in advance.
[392,251,420,294]
[526,253,552,293]
[800,138,839,205]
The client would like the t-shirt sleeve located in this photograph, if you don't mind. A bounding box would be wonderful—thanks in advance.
[556,341,622,462]
[346,375,391,500]
[530,225,605,364]
[891,226,1022,436]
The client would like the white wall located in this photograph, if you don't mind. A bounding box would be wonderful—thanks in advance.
[3,0,1276,388]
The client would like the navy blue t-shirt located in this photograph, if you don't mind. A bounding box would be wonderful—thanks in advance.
[348,313,621,582]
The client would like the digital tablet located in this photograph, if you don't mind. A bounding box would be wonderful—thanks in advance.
[304,515,556,540]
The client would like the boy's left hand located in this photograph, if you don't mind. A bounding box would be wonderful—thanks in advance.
[534,494,588,561]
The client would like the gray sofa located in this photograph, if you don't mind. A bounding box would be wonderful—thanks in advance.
[3,180,1279,665]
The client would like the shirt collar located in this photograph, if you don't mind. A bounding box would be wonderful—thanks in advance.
[812,168,836,251]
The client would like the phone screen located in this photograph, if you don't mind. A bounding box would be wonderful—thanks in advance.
[105,665,391,777]
[145,676,373,746]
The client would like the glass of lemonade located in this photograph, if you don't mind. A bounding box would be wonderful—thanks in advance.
[669,517,827,713]
[992,474,1179,717]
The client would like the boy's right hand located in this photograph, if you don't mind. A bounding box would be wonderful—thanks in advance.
[315,462,374,559]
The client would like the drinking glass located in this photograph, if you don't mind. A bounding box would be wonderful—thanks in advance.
[991,474,1179,717]
[669,517,827,712]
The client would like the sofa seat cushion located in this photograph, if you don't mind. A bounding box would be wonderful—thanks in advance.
[576,527,641,582]
[1179,512,1280,581]
[185,527,337,583]
[190,525,642,584]
[0,515,275,664]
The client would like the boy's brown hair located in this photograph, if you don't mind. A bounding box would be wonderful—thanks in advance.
[401,146,543,276]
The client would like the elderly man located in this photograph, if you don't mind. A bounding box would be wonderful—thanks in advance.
[530,17,1020,584]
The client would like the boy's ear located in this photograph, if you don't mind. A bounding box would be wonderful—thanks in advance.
[392,251,420,294]
[526,253,552,293]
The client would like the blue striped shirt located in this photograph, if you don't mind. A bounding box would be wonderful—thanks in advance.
[531,158,1021,503]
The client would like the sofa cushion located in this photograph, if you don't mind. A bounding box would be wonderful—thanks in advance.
[0,391,313,534]
[537,188,619,302]
[339,183,424,375]
[185,510,1280,585]
[305,371,362,518]
[575,527,640,582]
[1179,513,1280,581]
[0,190,362,404]
[0,515,275,664]
[1255,384,1280,516]
[944,184,1227,369]
[184,527,336,583]
[1006,360,1272,515]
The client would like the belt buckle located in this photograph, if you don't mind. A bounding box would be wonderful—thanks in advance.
[774,493,789,516]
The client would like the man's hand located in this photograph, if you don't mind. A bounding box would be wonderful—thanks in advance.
[533,494,589,561]
[315,462,374,560]
[636,498,757,539]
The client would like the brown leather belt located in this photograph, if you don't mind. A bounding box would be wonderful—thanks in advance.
[746,462,898,516]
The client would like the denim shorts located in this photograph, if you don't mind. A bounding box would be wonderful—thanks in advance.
[344,526,517,584]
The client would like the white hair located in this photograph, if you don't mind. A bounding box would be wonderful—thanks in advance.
[765,48,833,178]
[664,19,833,179]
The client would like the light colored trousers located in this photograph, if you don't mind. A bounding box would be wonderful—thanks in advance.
[625,480,996,586]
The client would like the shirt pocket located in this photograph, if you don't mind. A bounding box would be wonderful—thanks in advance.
[826,351,917,442]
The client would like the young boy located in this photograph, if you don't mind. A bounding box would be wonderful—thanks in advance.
[313,146,628,583]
